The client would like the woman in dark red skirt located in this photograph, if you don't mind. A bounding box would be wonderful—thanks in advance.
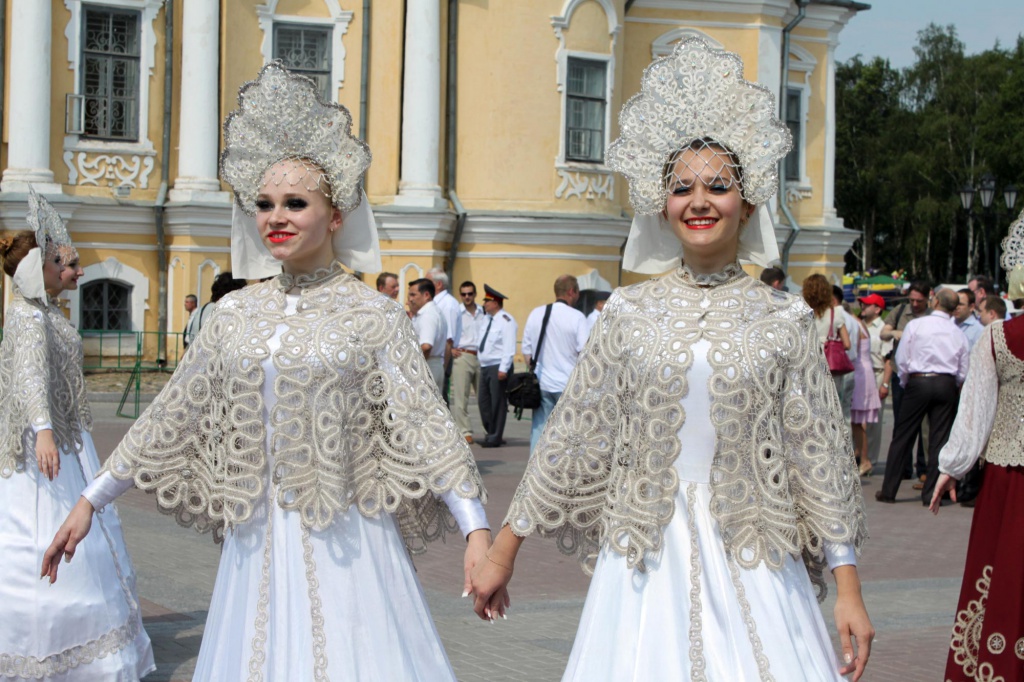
[931,311,1024,682]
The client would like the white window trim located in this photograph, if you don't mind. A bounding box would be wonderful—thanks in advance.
[786,44,817,197]
[551,0,620,172]
[651,27,723,59]
[256,0,354,101]
[62,0,162,156]
[68,256,149,332]
[196,259,222,307]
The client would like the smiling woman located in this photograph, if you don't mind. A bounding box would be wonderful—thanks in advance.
[44,62,492,682]
[470,37,873,682]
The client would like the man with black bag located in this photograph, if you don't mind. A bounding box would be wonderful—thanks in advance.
[520,275,589,451]
[477,285,517,448]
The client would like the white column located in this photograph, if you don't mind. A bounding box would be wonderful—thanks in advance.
[822,34,839,223]
[168,0,227,202]
[394,0,446,209]
[1,0,60,193]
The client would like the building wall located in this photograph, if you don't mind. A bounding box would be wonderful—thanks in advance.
[0,0,864,356]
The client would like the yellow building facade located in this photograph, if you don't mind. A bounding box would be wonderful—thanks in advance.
[0,0,866,359]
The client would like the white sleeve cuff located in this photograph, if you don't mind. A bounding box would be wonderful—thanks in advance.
[824,541,858,570]
[32,422,53,434]
[82,471,134,511]
[440,489,489,538]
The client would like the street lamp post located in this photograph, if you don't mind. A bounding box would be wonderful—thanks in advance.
[958,176,1018,285]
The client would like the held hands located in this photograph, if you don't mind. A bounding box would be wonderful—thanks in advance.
[40,496,95,584]
[463,529,492,598]
[833,566,874,682]
[467,525,520,622]
[929,473,958,514]
[35,429,59,481]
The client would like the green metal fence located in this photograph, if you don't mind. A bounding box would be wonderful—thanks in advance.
[80,330,185,371]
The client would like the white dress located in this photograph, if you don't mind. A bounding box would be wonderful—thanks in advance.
[86,294,486,681]
[0,298,154,681]
[563,341,847,682]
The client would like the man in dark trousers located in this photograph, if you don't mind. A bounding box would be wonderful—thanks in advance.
[876,288,969,505]
[476,285,517,448]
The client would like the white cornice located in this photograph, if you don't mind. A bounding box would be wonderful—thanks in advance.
[374,209,457,243]
[460,214,630,247]
[629,0,790,18]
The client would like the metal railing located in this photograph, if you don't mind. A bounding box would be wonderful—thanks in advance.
[80,329,184,371]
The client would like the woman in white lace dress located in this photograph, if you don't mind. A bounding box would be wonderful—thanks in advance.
[470,39,873,682]
[0,190,154,681]
[43,63,490,681]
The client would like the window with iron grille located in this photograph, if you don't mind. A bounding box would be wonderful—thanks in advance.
[81,280,132,332]
[274,24,333,101]
[81,6,141,141]
[565,58,607,164]
[785,88,803,182]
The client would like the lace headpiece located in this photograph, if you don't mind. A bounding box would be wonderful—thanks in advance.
[221,61,372,216]
[1001,207,1024,299]
[221,62,382,278]
[14,187,71,300]
[606,37,791,272]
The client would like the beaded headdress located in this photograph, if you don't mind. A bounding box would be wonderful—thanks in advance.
[608,37,791,213]
[606,37,792,273]
[220,62,381,278]
[1001,207,1024,299]
[220,61,372,216]
[14,187,72,300]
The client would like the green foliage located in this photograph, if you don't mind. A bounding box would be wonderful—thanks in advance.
[836,25,1024,286]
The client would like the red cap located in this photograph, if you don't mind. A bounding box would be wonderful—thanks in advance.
[858,293,886,310]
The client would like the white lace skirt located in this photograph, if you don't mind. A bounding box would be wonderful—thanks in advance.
[0,429,154,681]
[194,498,456,681]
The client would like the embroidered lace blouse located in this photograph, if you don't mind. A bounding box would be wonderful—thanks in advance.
[504,263,867,595]
[0,292,91,477]
[99,263,487,547]
[939,318,1024,478]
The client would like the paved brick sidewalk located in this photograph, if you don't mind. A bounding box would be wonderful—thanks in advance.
[88,402,970,681]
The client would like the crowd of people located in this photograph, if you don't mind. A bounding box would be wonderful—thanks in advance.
[2,38,1022,682]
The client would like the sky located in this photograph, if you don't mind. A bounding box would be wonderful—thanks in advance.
[834,0,1024,68]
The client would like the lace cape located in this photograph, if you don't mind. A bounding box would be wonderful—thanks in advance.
[0,293,90,476]
[103,264,486,548]
[505,264,867,598]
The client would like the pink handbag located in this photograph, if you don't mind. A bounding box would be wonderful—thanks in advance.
[824,307,854,376]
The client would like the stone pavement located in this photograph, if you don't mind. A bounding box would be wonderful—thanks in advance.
[86,399,971,681]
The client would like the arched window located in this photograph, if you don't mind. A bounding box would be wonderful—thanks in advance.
[80,279,132,331]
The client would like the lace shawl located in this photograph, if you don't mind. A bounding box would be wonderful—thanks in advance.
[939,322,1024,477]
[46,300,93,434]
[102,264,486,547]
[0,293,89,476]
[505,264,866,597]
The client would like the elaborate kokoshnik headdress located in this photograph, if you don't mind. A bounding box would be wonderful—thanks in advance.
[1001,207,1024,300]
[220,61,381,279]
[15,187,73,301]
[606,37,792,273]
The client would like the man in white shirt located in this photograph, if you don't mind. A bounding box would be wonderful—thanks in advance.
[427,267,462,403]
[522,275,589,451]
[877,288,969,505]
[477,285,517,448]
[376,272,399,299]
[450,281,485,443]
[585,291,610,334]
[407,278,447,392]
[182,294,199,348]
[858,294,892,476]
[953,288,983,350]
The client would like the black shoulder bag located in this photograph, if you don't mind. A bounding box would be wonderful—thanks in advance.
[506,304,552,420]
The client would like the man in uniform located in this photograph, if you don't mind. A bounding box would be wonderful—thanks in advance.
[477,285,517,448]
[451,281,485,443]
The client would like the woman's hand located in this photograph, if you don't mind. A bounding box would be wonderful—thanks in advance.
[41,496,95,583]
[463,529,492,597]
[35,429,59,481]
[468,525,521,621]
[833,565,874,681]
[929,473,958,513]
